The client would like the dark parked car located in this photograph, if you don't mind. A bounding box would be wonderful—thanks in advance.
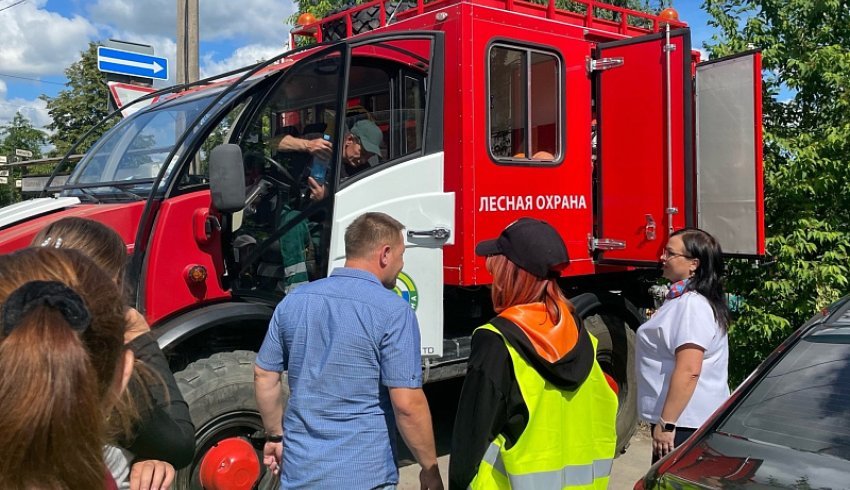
[636,295,850,489]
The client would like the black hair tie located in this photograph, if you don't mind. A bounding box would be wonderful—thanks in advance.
[2,281,91,336]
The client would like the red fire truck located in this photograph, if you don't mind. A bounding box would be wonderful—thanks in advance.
[0,0,763,487]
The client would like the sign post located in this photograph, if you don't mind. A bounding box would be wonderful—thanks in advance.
[15,149,33,159]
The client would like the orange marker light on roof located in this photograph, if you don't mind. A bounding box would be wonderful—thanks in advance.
[297,12,317,25]
[659,7,679,22]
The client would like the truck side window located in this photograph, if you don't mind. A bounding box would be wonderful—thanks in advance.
[178,100,250,190]
[232,50,343,296]
[488,44,562,163]
[342,40,430,181]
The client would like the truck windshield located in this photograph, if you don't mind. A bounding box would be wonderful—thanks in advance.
[61,87,239,200]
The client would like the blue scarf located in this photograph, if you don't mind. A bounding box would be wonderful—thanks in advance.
[666,279,690,300]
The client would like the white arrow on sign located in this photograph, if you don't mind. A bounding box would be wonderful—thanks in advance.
[99,54,165,74]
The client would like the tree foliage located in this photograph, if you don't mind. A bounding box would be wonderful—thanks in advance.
[0,112,49,206]
[704,0,850,384]
[0,112,48,159]
[40,42,115,157]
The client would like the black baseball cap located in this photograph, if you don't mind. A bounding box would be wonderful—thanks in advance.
[475,218,570,279]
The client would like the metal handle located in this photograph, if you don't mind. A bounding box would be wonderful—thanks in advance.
[645,214,656,241]
[589,235,626,251]
[407,227,451,240]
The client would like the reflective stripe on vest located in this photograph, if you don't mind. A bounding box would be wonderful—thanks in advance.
[468,322,618,489]
[477,441,613,489]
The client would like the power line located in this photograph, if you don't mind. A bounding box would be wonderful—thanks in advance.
[0,72,67,86]
[0,0,28,13]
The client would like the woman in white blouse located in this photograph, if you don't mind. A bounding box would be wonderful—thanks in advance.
[636,228,731,463]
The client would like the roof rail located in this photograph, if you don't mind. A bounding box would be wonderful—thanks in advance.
[290,0,686,45]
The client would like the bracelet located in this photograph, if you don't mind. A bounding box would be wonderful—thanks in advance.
[265,433,283,443]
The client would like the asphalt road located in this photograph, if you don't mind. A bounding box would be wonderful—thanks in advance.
[396,378,652,489]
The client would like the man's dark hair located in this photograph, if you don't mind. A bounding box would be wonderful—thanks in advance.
[344,212,404,260]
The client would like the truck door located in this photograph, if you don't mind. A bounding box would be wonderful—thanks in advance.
[328,33,452,358]
[594,28,692,265]
[695,51,764,256]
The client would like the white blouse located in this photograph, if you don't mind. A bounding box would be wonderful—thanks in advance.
[635,291,729,428]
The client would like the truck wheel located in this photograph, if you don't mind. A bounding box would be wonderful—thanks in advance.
[173,350,289,490]
[583,312,638,455]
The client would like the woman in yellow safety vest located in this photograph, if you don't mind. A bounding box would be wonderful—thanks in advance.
[449,218,618,490]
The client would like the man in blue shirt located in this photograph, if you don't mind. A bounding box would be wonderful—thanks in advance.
[254,212,443,490]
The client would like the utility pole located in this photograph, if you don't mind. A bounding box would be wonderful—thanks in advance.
[177,0,200,174]
[177,0,199,85]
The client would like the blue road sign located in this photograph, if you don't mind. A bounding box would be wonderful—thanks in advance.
[97,46,169,81]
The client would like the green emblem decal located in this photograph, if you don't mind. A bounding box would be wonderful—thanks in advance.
[393,271,419,310]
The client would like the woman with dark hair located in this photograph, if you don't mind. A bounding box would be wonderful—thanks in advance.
[636,228,731,462]
[0,247,134,489]
[449,218,618,490]
[33,217,194,490]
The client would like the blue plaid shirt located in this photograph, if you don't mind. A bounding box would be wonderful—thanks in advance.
[256,267,422,489]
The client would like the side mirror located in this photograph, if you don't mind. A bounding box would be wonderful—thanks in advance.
[209,144,246,213]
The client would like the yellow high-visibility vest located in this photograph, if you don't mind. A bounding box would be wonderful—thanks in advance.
[469,323,618,490]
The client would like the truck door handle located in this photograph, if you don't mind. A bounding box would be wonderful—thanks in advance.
[407,227,451,240]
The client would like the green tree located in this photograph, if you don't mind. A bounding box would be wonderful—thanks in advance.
[0,111,48,159]
[703,0,850,384]
[40,42,115,157]
[0,111,49,206]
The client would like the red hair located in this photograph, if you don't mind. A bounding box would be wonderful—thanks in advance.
[486,255,573,322]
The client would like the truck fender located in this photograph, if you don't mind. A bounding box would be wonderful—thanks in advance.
[153,302,275,351]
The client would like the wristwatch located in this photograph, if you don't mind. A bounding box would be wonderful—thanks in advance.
[659,417,676,432]
[265,433,283,443]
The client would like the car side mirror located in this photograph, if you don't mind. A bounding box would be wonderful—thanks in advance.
[209,144,246,213]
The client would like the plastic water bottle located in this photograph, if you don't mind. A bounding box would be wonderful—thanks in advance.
[309,134,332,185]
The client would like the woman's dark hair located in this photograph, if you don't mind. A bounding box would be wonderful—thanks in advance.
[672,228,731,330]
[0,248,127,489]
[32,217,129,292]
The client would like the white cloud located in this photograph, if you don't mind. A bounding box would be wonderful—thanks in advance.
[0,80,51,130]
[200,44,285,78]
[89,0,296,44]
[0,96,52,129]
[201,0,297,43]
[696,48,710,62]
[0,0,97,77]
[88,0,174,39]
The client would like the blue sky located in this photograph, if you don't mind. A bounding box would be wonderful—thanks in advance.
[0,1,716,131]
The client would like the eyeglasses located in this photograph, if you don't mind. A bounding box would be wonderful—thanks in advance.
[661,248,693,260]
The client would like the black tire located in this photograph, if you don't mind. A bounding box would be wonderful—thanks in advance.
[583,312,638,456]
[174,350,289,490]
[321,3,354,42]
[321,0,415,41]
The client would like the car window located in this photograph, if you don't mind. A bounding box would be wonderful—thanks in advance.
[718,332,850,460]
